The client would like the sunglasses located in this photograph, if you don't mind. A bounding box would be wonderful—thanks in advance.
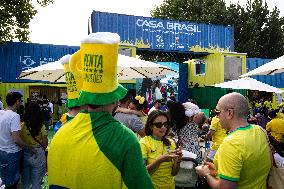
[215,108,234,115]
[215,109,222,115]
[152,121,170,128]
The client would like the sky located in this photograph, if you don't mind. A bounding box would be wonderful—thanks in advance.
[29,0,284,46]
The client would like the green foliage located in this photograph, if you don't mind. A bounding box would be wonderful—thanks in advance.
[151,0,284,59]
[0,0,54,44]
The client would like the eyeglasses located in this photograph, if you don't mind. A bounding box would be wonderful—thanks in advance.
[215,108,234,116]
[152,121,169,128]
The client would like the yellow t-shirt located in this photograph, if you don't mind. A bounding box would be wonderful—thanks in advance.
[266,118,284,142]
[214,125,271,189]
[140,136,176,189]
[20,123,47,146]
[209,116,227,150]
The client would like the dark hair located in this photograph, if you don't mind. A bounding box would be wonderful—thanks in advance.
[145,110,171,146]
[169,95,176,102]
[154,99,162,104]
[166,101,187,131]
[6,92,22,106]
[131,97,148,111]
[17,105,25,122]
[24,102,44,137]
[119,91,133,104]
[42,99,49,105]
[268,110,277,119]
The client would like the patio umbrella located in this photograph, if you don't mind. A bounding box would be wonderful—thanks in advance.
[18,54,176,82]
[214,77,283,94]
[240,55,284,77]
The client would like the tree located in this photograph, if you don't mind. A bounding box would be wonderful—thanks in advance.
[260,7,284,58]
[151,0,284,58]
[151,0,228,25]
[0,0,54,44]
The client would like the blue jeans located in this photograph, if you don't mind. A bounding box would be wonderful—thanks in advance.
[0,150,22,186]
[21,147,46,189]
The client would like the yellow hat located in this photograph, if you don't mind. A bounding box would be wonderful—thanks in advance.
[60,54,83,108]
[69,32,127,105]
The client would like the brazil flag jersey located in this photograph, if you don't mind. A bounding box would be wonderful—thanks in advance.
[214,125,271,189]
[48,111,154,189]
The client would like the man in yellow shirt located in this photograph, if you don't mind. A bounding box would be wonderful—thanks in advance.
[206,116,227,161]
[196,92,271,189]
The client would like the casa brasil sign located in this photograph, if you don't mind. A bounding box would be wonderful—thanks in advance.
[136,19,202,33]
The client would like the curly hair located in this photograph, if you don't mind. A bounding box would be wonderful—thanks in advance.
[145,110,171,146]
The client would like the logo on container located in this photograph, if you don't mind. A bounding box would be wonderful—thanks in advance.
[136,19,202,33]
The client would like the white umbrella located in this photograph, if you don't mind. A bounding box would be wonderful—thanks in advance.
[240,55,284,77]
[214,77,283,94]
[18,54,176,82]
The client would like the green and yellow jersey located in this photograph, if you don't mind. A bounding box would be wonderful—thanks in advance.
[48,111,153,189]
[140,136,176,189]
[209,116,227,151]
[214,125,271,189]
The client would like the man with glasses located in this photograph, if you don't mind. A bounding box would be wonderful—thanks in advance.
[196,92,271,189]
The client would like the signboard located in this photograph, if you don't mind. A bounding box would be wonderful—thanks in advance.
[90,11,234,52]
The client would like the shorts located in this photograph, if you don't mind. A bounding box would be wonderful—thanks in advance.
[0,150,22,186]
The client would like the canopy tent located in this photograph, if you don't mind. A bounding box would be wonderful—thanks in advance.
[241,55,284,77]
[18,54,176,82]
[214,77,283,94]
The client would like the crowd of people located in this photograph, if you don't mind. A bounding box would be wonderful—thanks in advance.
[0,32,283,189]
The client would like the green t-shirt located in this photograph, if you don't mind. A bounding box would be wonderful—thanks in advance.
[214,125,271,189]
[48,111,153,189]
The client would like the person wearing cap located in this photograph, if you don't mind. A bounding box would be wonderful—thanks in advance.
[196,92,271,189]
[48,32,153,188]
[53,54,85,134]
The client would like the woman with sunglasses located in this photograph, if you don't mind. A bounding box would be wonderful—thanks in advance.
[140,110,182,189]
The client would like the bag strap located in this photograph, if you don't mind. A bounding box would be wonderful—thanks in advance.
[259,126,277,168]
[27,126,45,149]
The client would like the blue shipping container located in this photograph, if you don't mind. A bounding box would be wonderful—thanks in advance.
[0,42,79,82]
[89,11,234,52]
[247,58,284,88]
